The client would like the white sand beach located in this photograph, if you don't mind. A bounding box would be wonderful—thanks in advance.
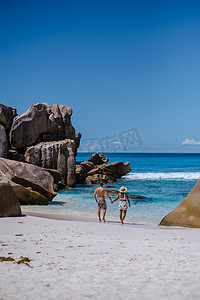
[1,212,200,300]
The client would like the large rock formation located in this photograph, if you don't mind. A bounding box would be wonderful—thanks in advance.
[75,161,95,184]
[159,179,200,228]
[0,102,81,190]
[0,158,57,205]
[79,161,95,172]
[87,161,132,178]
[0,104,17,158]
[75,164,88,184]
[10,103,54,149]
[25,139,76,186]
[0,124,8,158]
[0,171,22,217]
[76,153,132,184]
[0,104,17,130]
[88,153,109,165]
[85,173,114,184]
[85,162,131,184]
[9,103,80,150]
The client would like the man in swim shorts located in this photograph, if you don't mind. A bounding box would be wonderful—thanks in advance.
[94,182,112,222]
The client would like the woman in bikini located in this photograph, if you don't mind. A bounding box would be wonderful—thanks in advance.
[112,186,130,224]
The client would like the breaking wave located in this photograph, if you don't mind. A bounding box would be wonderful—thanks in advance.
[122,172,200,181]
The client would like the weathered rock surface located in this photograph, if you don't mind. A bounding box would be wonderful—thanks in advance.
[11,182,50,205]
[0,158,56,205]
[0,101,82,214]
[80,161,95,172]
[25,139,76,186]
[10,103,81,150]
[44,169,62,184]
[159,179,200,228]
[75,164,88,184]
[87,161,131,179]
[75,161,95,184]
[74,133,81,156]
[0,171,22,217]
[0,124,8,158]
[10,103,55,149]
[0,104,17,130]
[85,174,114,184]
[88,153,109,165]
[76,153,132,184]
[0,102,81,193]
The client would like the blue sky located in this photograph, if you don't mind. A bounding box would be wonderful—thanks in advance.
[1,0,200,152]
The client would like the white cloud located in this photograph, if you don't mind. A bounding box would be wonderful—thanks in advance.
[182,138,200,145]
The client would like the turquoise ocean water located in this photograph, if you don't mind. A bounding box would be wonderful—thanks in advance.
[23,153,200,225]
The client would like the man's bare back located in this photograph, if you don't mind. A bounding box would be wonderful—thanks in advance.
[94,187,109,200]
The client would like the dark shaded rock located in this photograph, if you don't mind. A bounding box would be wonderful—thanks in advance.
[0,171,22,217]
[75,164,88,184]
[76,158,131,185]
[67,145,77,187]
[43,103,76,141]
[0,158,56,205]
[85,174,115,184]
[88,153,109,165]
[159,180,200,228]
[87,166,113,179]
[59,104,72,122]
[53,104,75,140]
[76,161,95,184]
[5,102,81,190]
[80,161,95,172]
[10,102,81,151]
[53,184,59,192]
[11,182,49,205]
[103,161,131,178]
[0,104,17,130]
[25,139,76,186]
[57,181,66,189]
[0,124,8,158]
[50,104,64,140]
[99,154,109,163]
[74,133,82,156]
[10,103,54,149]
[45,168,61,184]
[87,161,132,179]
[8,150,25,162]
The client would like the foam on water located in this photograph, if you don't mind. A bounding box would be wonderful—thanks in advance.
[123,172,200,181]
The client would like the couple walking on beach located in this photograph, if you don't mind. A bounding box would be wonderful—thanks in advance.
[94,182,131,224]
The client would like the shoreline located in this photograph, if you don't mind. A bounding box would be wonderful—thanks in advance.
[22,208,160,229]
[22,208,200,231]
